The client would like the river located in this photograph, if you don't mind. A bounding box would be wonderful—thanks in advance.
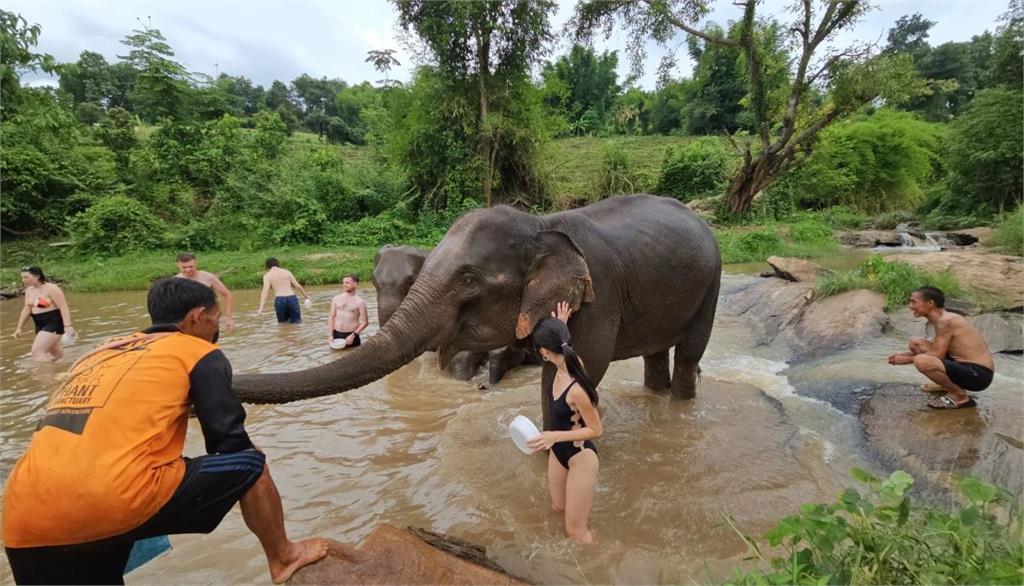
[1,274,1020,584]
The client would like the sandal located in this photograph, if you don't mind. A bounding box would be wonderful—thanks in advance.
[928,394,977,410]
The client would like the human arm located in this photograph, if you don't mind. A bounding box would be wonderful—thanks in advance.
[209,275,235,329]
[328,298,337,339]
[257,275,271,314]
[50,285,75,334]
[345,300,369,345]
[189,349,254,454]
[887,351,914,365]
[13,304,30,337]
[527,387,603,452]
[289,272,309,300]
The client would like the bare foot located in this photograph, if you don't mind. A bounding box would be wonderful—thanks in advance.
[270,538,329,584]
[921,383,944,393]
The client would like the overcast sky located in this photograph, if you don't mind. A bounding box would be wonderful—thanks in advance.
[7,0,1011,90]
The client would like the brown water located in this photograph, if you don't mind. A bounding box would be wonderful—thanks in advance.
[1,278,1019,584]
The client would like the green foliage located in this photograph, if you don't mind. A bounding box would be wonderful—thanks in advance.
[727,470,1023,585]
[70,195,166,255]
[95,107,137,170]
[656,137,734,201]
[716,218,838,264]
[817,255,963,310]
[251,110,288,159]
[594,142,637,198]
[539,45,620,137]
[118,23,192,122]
[991,206,1024,256]
[0,10,56,117]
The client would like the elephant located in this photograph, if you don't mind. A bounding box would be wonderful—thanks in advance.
[372,244,534,384]
[234,194,722,429]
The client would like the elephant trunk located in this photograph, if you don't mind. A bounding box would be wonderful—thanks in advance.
[233,285,452,404]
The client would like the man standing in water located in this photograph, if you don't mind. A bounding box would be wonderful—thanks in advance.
[887,286,995,409]
[176,252,235,331]
[257,258,311,324]
[328,274,368,348]
[3,278,330,584]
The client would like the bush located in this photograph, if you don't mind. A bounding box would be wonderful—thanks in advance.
[655,137,734,201]
[71,196,166,255]
[727,469,1023,585]
[991,206,1023,256]
[817,255,962,310]
[595,143,637,198]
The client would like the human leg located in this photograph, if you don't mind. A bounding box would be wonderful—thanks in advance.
[6,539,133,585]
[547,450,568,513]
[30,331,61,362]
[563,449,599,544]
[913,354,971,404]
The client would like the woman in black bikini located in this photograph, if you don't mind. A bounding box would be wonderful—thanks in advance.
[527,302,603,544]
[13,267,75,362]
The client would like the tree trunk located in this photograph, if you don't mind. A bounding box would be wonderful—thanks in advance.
[725,152,778,215]
[476,33,493,207]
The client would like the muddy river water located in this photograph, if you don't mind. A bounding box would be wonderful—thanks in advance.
[2,274,1021,584]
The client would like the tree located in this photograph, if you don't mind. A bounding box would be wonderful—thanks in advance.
[118,21,192,121]
[291,74,346,118]
[539,45,620,136]
[572,0,924,214]
[394,0,556,206]
[884,13,934,59]
[0,10,56,118]
[991,1,1024,88]
[366,49,401,86]
[96,106,137,171]
[59,50,113,106]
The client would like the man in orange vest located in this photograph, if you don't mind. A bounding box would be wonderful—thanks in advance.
[3,278,329,584]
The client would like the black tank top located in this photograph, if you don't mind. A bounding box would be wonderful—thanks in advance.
[550,380,587,433]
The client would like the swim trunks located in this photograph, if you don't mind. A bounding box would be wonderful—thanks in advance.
[31,310,64,335]
[549,380,597,470]
[274,295,302,324]
[941,358,994,391]
[332,331,362,347]
[5,450,265,585]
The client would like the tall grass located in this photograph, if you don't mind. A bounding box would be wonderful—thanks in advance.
[816,255,962,310]
[717,218,839,264]
[991,206,1023,256]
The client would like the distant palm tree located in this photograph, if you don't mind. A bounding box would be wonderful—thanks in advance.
[365,49,401,87]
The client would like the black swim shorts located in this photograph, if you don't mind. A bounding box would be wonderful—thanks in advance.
[942,358,994,392]
[30,310,64,335]
[5,450,265,585]
[331,330,362,347]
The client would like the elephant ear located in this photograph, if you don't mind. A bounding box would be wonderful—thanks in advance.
[515,231,595,339]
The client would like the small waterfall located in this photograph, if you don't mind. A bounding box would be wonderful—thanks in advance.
[885,231,941,252]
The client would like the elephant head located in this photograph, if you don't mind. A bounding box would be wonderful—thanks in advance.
[371,245,426,328]
[233,206,595,404]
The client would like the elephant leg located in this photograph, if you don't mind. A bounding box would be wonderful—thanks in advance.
[446,351,487,381]
[643,350,671,392]
[670,281,720,400]
[488,346,527,385]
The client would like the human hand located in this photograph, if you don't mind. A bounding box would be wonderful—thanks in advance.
[346,334,356,346]
[888,352,913,365]
[527,431,559,452]
[224,317,236,331]
[551,300,572,323]
[13,327,21,339]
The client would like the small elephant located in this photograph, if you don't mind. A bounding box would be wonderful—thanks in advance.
[372,245,529,383]
[236,194,721,430]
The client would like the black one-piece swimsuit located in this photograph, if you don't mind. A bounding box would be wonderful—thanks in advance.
[549,380,597,470]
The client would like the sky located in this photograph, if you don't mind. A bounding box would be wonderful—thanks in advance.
[7,0,1012,91]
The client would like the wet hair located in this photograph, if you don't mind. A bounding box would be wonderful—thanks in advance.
[913,286,945,308]
[21,266,46,283]
[343,273,360,283]
[265,257,279,269]
[176,252,196,263]
[148,277,217,325]
[532,317,599,407]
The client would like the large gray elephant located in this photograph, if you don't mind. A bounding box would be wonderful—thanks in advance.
[235,194,721,427]
[373,244,534,384]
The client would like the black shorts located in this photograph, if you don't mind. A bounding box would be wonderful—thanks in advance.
[5,450,265,585]
[942,358,994,392]
[274,295,302,324]
[30,310,64,335]
[332,330,362,347]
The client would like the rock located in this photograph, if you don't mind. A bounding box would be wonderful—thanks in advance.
[0,288,22,300]
[790,289,888,358]
[882,250,1024,308]
[958,227,994,246]
[288,524,524,585]
[719,279,815,351]
[766,256,828,283]
[970,313,1024,354]
[838,230,904,247]
[859,384,1023,497]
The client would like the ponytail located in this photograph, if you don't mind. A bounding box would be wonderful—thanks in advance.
[531,317,599,407]
[561,344,599,407]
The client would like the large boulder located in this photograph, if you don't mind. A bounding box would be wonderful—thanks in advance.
[970,313,1024,354]
[766,256,828,283]
[957,227,993,246]
[882,250,1024,308]
[838,230,904,247]
[289,525,524,585]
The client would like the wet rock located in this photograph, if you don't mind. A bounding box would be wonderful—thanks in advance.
[719,279,815,350]
[0,288,22,300]
[288,524,524,585]
[766,256,829,283]
[838,230,904,247]
[790,289,888,358]
[958,227,993,246]
[969,313,1024,354]
[859,384,1023,497]
[882,250,1024,308]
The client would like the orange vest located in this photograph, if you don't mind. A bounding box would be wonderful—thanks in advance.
[3,332,218,548]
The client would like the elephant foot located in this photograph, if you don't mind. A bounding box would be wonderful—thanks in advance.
[643,351,671,392]
[671,363,700,400]
[488,346,528,385]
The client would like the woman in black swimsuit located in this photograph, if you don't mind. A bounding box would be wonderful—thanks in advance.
[13,267,75,362]
[527,302,603,543]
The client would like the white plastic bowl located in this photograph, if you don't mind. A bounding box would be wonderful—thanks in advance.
[61,330,78,346]
[304,298,313,308]
[329,338,347,350]
[509,415,540,455]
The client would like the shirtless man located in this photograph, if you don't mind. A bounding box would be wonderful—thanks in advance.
[176,253,235,331]
[257,258,310,324]
[328,274,368,348]
[887,286,994,409]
